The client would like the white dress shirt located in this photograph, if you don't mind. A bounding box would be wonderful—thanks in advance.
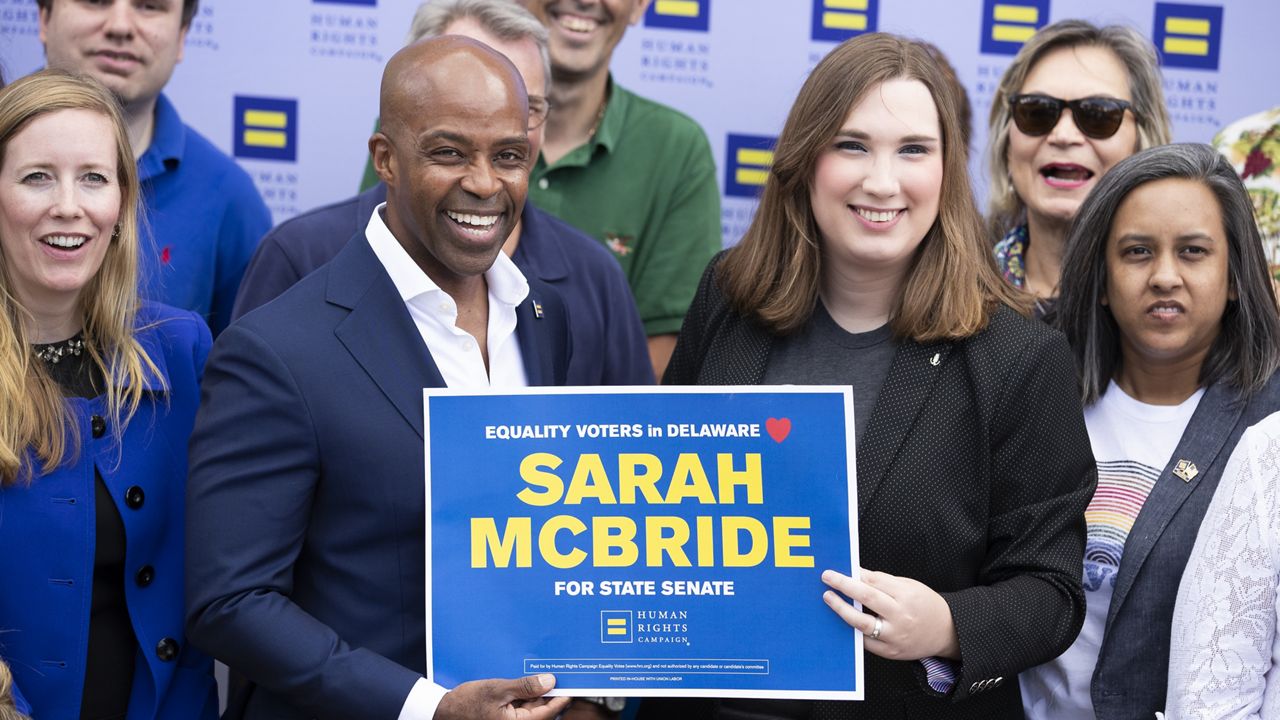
[364,204,531,719]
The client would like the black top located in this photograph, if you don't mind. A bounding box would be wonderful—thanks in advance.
[762,301,897,444]
[34,335,135,720]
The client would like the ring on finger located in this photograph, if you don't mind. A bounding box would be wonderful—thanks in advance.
[870,616,883,641]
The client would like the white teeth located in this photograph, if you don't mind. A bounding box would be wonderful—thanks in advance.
[446,211,499,231]
[855,208,899,223]
[560,15,598,32]
[43,235,86,249]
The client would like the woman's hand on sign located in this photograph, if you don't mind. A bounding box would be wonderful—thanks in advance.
[821,568,960,662]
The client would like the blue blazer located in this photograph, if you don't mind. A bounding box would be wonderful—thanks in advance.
[0,303,217,720]
[186,235,571,719]
[1091,374,1280,719]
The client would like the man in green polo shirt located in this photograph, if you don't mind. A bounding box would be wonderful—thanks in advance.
[521,0,721,380]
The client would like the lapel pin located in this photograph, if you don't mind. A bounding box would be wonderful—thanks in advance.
[1173,459,1199,483]
[929,353,941,366]
[533,300,543,319]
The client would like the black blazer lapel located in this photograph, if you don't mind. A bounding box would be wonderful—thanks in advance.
[1105,381,1244,629]
[857,340,953,515]
[327,236,445,440]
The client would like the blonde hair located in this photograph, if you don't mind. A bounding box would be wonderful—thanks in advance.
[0,70,162,486]
[720,33,1028,340]
[985,20,1172,238]
[0,659,28,720]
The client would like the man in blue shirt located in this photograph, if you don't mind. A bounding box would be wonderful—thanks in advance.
[233,0,652,386]
[38,0,271,335]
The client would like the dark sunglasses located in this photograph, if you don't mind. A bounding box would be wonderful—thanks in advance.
[1009,94,1133,139]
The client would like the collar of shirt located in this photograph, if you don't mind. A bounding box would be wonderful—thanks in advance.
[364,203,530,388]
[137,93,187,182]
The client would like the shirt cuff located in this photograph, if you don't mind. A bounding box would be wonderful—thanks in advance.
[397,677,448,720]
[919,656,958,694]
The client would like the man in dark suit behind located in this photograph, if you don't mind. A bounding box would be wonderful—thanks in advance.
[185,37,572,720]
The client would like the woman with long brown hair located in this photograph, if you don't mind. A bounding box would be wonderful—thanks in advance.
[655,33,1096,718]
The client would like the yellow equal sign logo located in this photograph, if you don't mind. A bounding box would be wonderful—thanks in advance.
[233,96,297,161]
[735,147,773,188]
[990,3,1039,43]
[600,610,633,643]
[822,0,868,31]
[242,109,289,149]
[1162,15,1211,56]
[1153,3,1221,70]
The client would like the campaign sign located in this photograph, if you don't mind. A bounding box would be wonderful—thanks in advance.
[424,387,862,699]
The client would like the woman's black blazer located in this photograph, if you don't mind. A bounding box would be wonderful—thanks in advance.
[651,261,1097,719]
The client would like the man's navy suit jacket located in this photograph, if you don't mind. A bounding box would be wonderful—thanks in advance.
[185,233,571,719]
[232,185,653,386]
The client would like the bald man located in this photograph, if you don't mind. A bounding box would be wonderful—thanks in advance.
[185,37,572,720]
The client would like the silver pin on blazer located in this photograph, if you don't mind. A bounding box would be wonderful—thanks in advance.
[1173,459,1199,482]
[929,353,941,366]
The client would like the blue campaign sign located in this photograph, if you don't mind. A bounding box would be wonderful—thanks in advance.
[424,387,863,699]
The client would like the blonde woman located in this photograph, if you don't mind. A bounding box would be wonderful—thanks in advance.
[0,70,216,719]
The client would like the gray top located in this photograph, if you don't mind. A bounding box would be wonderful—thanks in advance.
[762,301,897,444]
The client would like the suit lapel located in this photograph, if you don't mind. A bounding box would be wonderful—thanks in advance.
[515,290,552,386]
[1105,381,1244,629]
[857,340,953,515]
[328,237,444,440]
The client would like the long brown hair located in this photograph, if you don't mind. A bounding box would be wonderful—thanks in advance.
[0,70,162,486]
[719,32,1026,339]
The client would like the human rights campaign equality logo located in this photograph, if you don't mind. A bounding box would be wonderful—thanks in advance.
[810,0,878,43]
[644,0,709,32]
[233,97,298,162]
[1153,3,1223,71]
[980,0,1050,55]
[724,134,777,199]
[601,611,633,643]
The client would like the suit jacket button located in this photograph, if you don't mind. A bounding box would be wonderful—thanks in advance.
[135,565,155,587]
[90,415,106,439]
[156,638,178,662]
[125,486,145,509]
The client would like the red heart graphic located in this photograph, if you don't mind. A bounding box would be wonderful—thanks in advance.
[766,417,791,443]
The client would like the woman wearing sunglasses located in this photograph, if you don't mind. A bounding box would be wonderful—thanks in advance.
[987,20,1171,315]
[1021,143,1280,720]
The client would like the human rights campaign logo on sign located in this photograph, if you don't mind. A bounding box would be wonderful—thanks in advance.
[233,97,298,163]
[601,611,633,643]
[810,0,878,43]
[980,0,1050,55]
[1153,3,1223,71]
[645,0,709,32]
[725,134,776,199]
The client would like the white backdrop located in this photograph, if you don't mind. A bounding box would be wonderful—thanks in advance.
[0,0,1271,246]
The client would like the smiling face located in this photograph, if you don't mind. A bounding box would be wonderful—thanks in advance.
[1104,177,1233,378]
[373,41,530,292]
[0,108,121,317]
[810,79,943,282]
[39,0,187,112]
[524,0,648,83]
[1007,44,1138,231]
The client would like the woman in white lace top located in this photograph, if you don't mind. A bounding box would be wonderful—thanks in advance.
[1166,411,1280,719]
